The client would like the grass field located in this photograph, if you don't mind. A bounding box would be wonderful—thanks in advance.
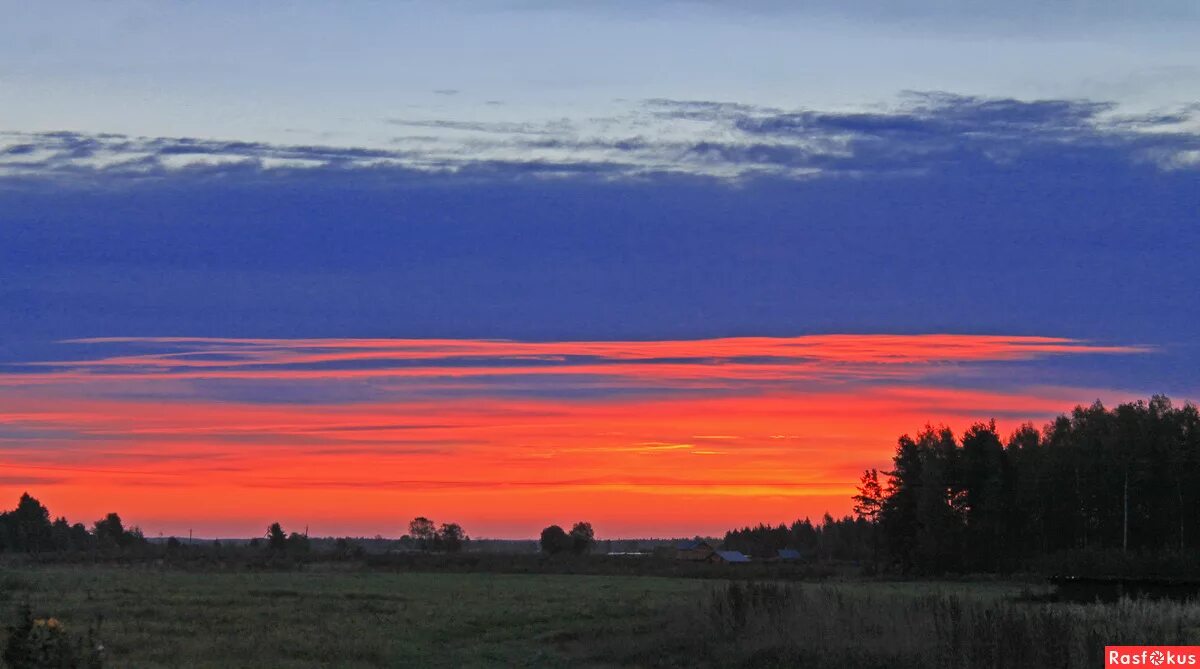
[0,565,711,668]
[1,565,1198,668]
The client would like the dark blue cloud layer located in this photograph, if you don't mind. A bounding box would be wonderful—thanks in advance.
[1,93,1197,393]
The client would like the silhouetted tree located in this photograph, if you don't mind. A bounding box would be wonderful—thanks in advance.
[960,421,1006,570]
[438,523,467,552]
[286,531,310,556]
[852,469,885,568]
[0,493,54,552]
[93,512,129,550]
[569,522,595,554]
[49,517,89,553]
[89,511,145,551]
[266,522,287,553]
[879,434,922,570]
[408,517,437,550]
[540,525,571,554]
[790,518,818,553]
[853,469,884,522]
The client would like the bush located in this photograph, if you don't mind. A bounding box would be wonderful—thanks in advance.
[4,602,104,669]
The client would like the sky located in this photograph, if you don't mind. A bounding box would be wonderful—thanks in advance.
[0,1,1198,538]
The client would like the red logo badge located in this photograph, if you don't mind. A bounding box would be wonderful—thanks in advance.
[1106,647,1200,667]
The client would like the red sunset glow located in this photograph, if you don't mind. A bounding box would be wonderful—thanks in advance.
[0,334,1149,537]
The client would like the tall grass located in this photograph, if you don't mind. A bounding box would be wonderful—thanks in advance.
[683,582,1200,668]
[5,564,1199,667]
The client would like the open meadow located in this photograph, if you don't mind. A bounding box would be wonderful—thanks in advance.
[3,564,1199,668]
[0,565,703,668]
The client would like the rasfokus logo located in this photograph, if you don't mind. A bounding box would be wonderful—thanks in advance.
[1107,647,1200,667]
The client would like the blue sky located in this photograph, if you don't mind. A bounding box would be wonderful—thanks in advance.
[3,0,1198,387]
[0,1,1198,534]
[5,1,1200,145]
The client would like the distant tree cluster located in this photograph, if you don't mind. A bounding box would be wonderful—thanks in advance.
[403,517,469,552]
[0,493,144,554]
[858,396,1200,573]
[263,522,310,557]
[721,515,873,561]
[539,522,594,555]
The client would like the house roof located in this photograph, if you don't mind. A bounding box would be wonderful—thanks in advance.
[713,550,751,563]
[777,548,802,559]
[675,539,712,551]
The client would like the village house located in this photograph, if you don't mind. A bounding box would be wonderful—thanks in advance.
[673,539,716,561]
[708,550,751,564]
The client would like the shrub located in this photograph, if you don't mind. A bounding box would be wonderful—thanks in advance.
[4,602,104,669]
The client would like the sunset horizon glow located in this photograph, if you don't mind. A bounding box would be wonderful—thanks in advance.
[5,6,1200,665]
[0,333,1161,539]
[5,0,1198,545]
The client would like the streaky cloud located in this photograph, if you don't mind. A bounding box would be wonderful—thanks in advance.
[1,335,1150,398]
[3,92,1198,183]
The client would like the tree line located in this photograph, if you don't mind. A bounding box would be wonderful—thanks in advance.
[854,395,1200,573]
[718,396,1200,575]
[0,496,600,561]
[0,493,145,553]
[721,515,873,562]
[539,522,595,555]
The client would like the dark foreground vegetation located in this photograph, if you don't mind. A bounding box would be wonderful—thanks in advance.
[686,581,1200,668]
[1,566,1198,668]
